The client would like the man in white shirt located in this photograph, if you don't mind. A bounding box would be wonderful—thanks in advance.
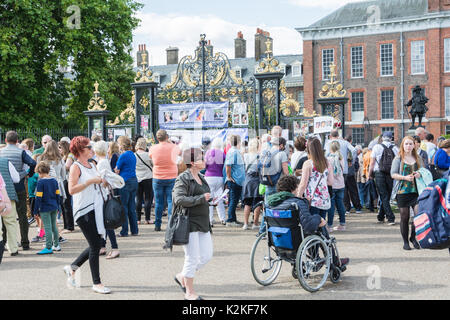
[368,131,399,225]
[324,130,356,175]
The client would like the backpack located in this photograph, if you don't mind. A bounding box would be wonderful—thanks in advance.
[414,178,450,249]
[378,144,395,174]
[258,149,281,187]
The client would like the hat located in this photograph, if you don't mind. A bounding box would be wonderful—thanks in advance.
[382,131,393,139]
[60,137,71,144]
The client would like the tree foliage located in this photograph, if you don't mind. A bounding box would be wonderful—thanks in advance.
[0,0,143,129]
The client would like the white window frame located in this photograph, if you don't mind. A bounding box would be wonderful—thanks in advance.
[411,40,425,75]
[351,91,364,121]
[352,128,365,146]
[233,67,242,78]
[445,38,450,73]
[322,49,334,80]
[380,43,393,77]
[381,90,394,120]
[351,46,364,78]
[292,62,301,77]
[153,73,160,84]
[445,87,450,117]
[279,63,286,75]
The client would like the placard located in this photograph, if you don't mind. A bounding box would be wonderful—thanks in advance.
[165,128,248,146]
[159,102,229,129]
[313,116,334,134]
[232,102,248,126]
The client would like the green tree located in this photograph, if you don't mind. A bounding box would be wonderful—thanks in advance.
[0,0,142,129]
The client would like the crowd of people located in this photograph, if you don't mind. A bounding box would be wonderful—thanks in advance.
[0,125,449,299]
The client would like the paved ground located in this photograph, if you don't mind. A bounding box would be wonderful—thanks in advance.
[0,209,449,300]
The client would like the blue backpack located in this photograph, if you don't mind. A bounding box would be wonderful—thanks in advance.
[414,178,450,249]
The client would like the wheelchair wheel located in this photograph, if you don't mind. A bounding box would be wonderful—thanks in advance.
[296,235,330,293]
[250,233,282,286]
[329,265,341,283]
[291,266,298,279]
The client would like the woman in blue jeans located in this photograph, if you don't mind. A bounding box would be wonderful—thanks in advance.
[115,136,139,237]
[327,141,347,231]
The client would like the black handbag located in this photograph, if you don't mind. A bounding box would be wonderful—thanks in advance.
[99,185,125,230]
[170,209,190,245]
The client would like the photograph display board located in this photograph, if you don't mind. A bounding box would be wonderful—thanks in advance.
[159,102,229,129]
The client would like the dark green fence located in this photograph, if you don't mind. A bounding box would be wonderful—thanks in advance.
[0,128,89,146]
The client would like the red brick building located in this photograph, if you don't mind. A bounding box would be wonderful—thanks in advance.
[297,0,450,145]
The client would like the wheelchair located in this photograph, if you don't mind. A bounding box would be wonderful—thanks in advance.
[250,202,346,292]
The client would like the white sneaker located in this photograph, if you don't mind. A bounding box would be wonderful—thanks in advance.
[63,265,76,288]
[252,224,260,230]
[333,225,346,231]
[52,245,61,251]
[92,285,111,294]
[242,224,249,230]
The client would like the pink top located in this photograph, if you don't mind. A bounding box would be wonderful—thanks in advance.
[149,142,180,180]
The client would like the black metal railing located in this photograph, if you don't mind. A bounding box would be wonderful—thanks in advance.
[0,128,89,145]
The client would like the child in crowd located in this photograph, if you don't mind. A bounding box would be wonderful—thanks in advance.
[28,172,45,242]
[33,162,61,255]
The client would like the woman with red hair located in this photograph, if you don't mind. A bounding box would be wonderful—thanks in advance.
[63,136,111,294]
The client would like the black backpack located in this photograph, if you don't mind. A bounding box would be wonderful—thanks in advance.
[378,144,395,174]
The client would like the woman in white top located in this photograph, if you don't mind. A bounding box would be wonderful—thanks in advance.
[65,136,111,294]
[297,138,333,220]
[327,141,347,232]
[94,140,120,259]
[135,138,154,225]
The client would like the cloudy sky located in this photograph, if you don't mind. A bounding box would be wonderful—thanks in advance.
[132,0,360,66]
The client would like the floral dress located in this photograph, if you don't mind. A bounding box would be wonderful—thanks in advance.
[305,166,331,210]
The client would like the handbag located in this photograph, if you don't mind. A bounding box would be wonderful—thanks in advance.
[171,209,190,245]
[99,185,125,229]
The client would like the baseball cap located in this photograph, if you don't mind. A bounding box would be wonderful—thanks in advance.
[382,131,393,139]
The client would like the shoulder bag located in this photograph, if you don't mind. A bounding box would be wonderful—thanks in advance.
[99,185,125,229]
[135,152,153,172]
[170,208,190,245]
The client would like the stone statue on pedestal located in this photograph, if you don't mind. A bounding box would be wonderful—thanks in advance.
[405,85,428,129]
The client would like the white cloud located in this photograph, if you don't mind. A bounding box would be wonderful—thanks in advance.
[132,12,302,66]
[287,0,361,9]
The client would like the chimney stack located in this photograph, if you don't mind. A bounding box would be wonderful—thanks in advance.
[137,44,149,67]
[166,46,179,65]
[206,40,213,56]
[255,28,272,61]
[235,31,246,59]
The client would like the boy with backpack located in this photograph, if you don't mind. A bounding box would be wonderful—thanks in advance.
[368,132,399,225]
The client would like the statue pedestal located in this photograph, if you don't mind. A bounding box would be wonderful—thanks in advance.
[406,128,416,137]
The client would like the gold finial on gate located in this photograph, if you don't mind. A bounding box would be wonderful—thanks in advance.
[87,81,107,111]
[319,63,346,98]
